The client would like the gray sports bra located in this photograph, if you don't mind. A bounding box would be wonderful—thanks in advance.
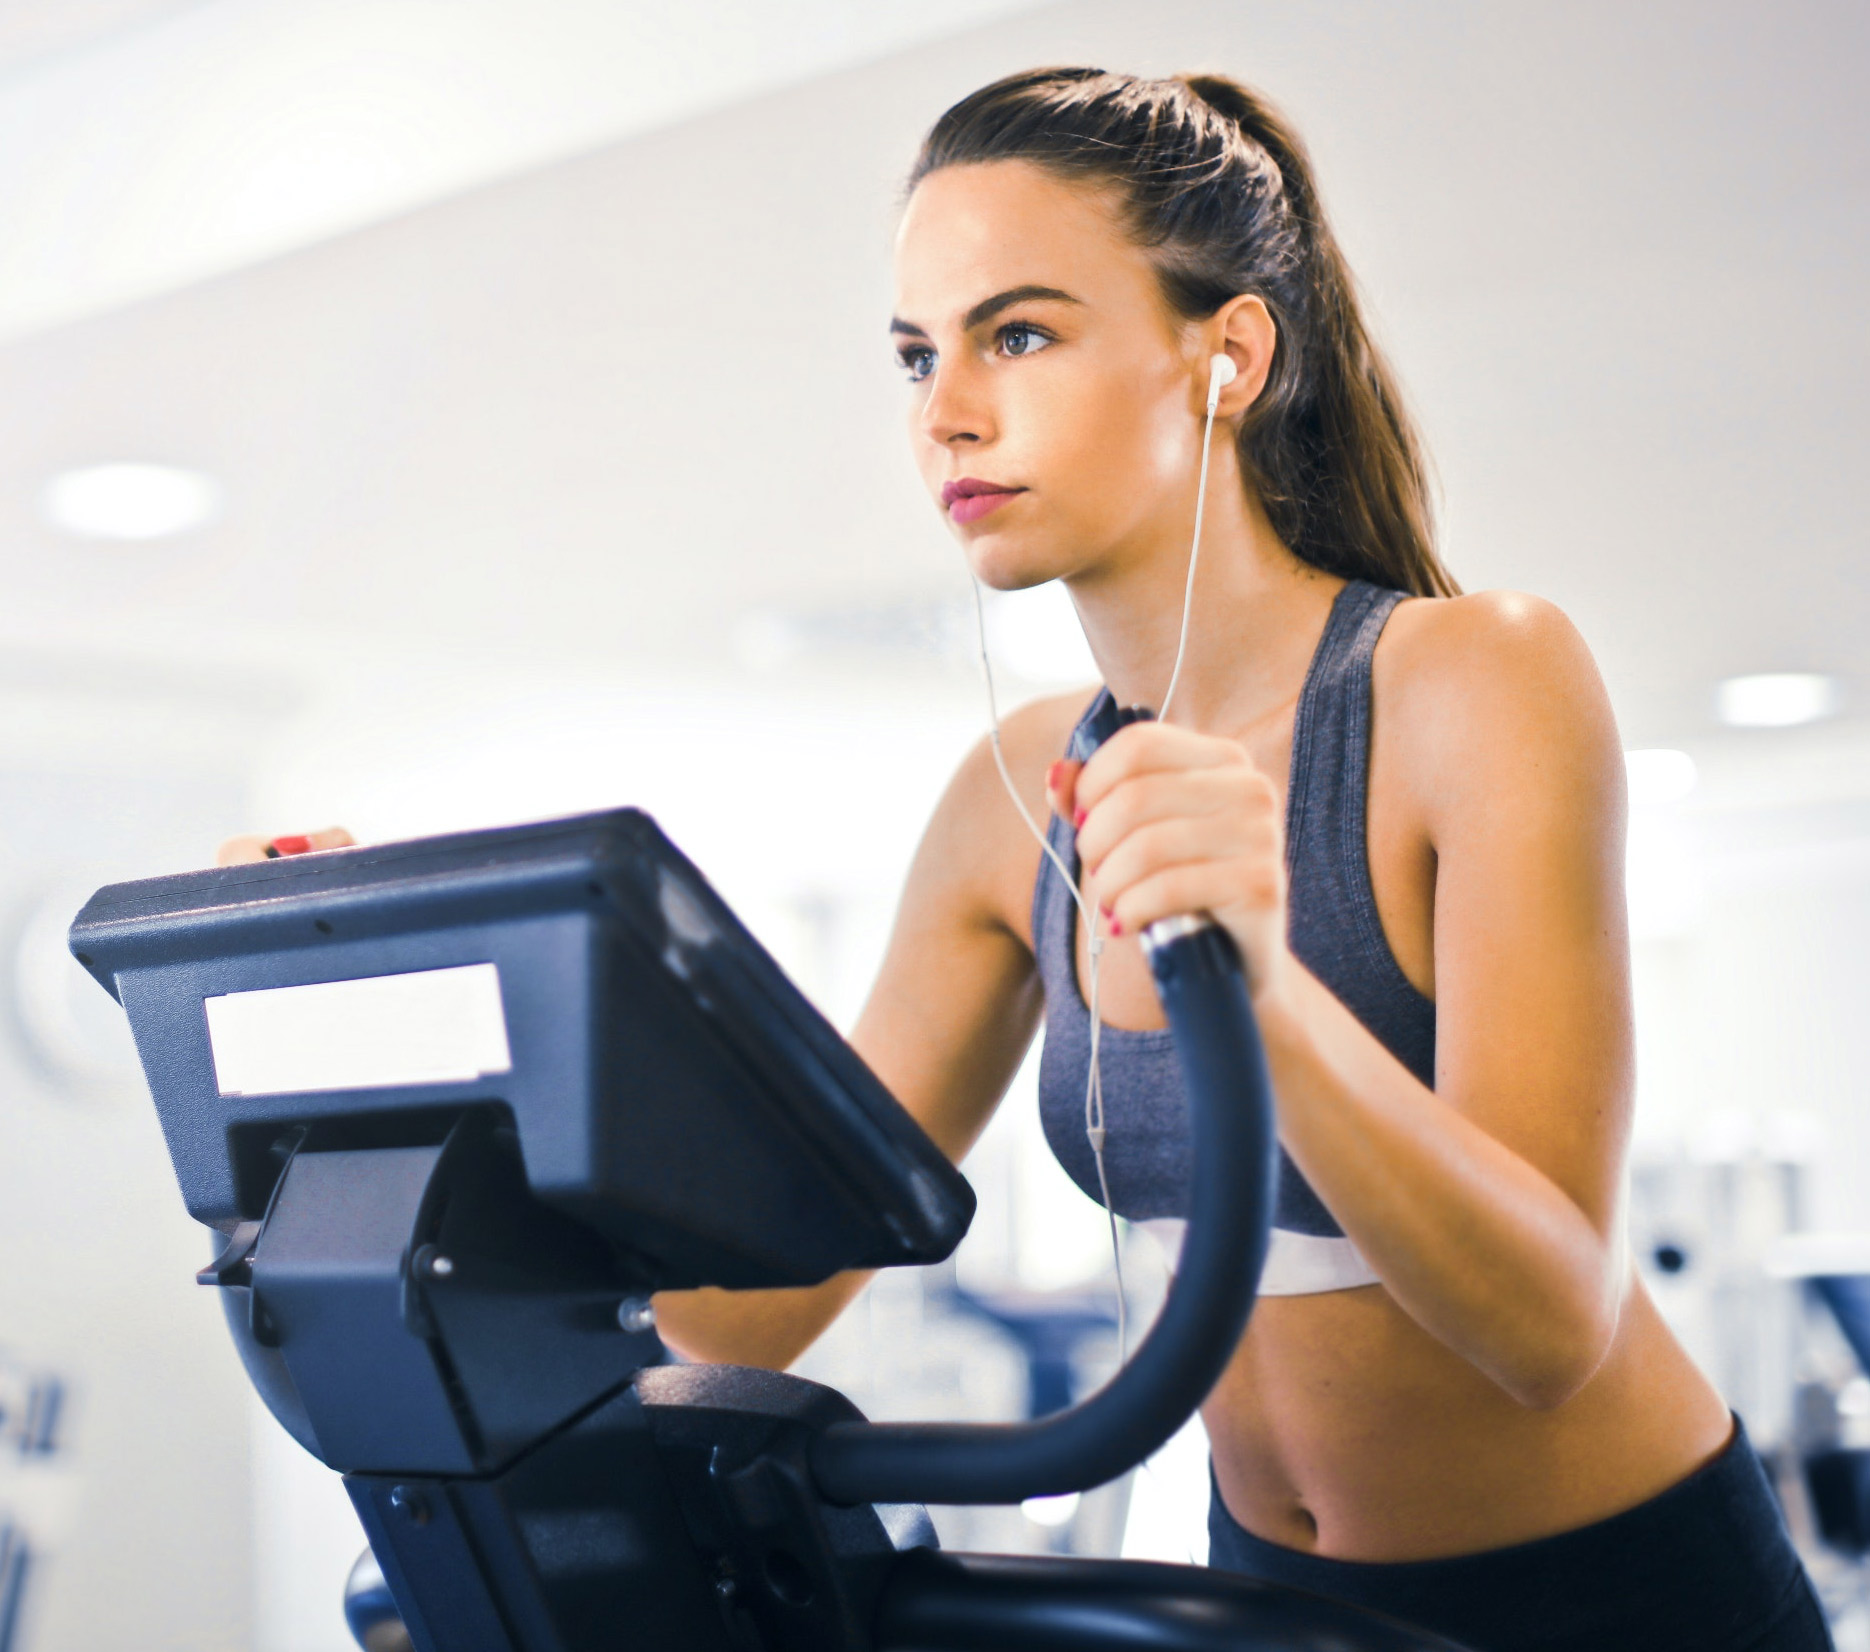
[1031,580,1436,1295]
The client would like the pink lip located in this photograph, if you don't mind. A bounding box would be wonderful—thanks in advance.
[941,477,1025,525]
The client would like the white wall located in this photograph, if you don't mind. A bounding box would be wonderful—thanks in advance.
[1632,736,1870,1227]
[0,739,259,1651]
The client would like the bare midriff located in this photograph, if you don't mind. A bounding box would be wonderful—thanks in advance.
[1202,1279,1734,1561]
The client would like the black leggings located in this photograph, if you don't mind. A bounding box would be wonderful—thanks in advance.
[1206,1416,1832,1652]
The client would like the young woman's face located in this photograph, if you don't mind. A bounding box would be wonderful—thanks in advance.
[893,160,1211,590]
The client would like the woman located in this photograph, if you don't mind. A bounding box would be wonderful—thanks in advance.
[232,69,1830,1652]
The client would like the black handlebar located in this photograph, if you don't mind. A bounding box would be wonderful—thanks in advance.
[810,922,1277,1506]
[876,1549,1455,1652]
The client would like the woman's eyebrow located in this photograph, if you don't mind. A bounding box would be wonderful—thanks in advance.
[963,284,1079,329]
[889,284,1082,339]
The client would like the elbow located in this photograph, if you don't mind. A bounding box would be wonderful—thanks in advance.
[1505,1359,1595,1413]
[648,1291,806,1373]
[1498,1292,1621,1412]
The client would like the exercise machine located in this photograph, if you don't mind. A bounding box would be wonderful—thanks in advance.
[69,807,1460,1651]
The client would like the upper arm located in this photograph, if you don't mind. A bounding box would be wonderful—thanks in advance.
[1394,593,1633,1232]
[850,699,1077,1163]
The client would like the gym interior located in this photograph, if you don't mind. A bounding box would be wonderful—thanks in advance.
[0,2,1863,1649]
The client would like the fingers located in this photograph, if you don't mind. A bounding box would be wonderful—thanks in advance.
[1074,766,1264,876]
[281,827,356,853]
[216,835,272,866]
[1063,723,1282,938]
[1107,860,1284,942]
[1052,722,1289,987]
[213,826,356,867]
[1103,862,1234,938]
[1073,721,1244,814]
[1087,813,1239,906]
[1084,810,1281,932]
[1045,758,1083,824]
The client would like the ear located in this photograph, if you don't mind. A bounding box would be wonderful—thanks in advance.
[1203,295,1276,415]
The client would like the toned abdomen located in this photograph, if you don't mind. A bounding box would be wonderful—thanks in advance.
[1203,1276,1733,1561]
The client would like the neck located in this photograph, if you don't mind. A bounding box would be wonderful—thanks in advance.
[1064,462,1341,734]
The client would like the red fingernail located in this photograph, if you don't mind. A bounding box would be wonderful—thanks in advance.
[1108,916,1124,936]
[271,834,312,856]
[1072,807,1087,829]
[1045,760,1064,793]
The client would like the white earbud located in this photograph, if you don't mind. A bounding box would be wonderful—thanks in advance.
[1205,352,1238,413]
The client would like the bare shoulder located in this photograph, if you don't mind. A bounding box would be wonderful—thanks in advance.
[1375,591,1623,828]
[1380,589,1601,694]
[911,687,1093,940]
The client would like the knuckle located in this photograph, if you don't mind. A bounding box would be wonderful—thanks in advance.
[1093,843,1134,893]
[1100,782,1141,834]
[1216,764,1260,800]
[1133,817,1176,857]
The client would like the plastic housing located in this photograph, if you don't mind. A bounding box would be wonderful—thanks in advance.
[69,809,974,1291]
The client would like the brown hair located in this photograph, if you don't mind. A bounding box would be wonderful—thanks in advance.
[908,68,1458,598]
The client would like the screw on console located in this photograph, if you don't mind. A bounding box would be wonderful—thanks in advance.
[410,1244,455,1282]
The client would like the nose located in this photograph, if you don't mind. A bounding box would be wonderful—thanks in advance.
[918,357,992,449]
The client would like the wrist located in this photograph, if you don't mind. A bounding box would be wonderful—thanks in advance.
[1247,949,1303,1039]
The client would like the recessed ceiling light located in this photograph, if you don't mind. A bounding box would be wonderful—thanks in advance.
[40,462,223,541]
[1714,672,1841,729]
[1625,748,1697,804]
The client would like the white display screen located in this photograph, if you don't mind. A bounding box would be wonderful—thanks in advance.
[204,962,513,1097]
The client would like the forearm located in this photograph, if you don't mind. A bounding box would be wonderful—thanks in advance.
[1258,966,1624,1408]
[652,1269,873,1370]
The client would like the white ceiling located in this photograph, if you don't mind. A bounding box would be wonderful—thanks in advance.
[0,0,1862,764]
[0,0,200,78]
[0,0,1045,343]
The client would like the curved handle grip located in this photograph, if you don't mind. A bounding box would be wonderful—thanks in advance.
[810,921,1277,1506]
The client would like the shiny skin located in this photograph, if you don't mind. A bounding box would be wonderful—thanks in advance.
[220,157,1729,1560]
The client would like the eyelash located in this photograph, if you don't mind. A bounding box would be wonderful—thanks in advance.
[896,321,1057,383]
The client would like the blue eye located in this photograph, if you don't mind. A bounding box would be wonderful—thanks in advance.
[898,345,935,383]
[999,323,1052,358]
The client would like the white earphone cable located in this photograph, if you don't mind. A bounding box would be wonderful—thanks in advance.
[966,353,1229,1371]
[1157,368,1227,725]
[969,577,1128,1359]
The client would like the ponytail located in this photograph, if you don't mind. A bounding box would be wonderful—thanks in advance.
[909,69,1457,598]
